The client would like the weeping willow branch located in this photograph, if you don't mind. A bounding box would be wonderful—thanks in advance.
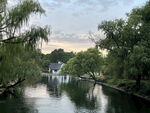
[1,78,25,89]
[0,26,50,46]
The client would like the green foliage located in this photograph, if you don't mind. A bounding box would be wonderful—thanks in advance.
[98,77,150,97]
[60,79,98,109]
[139,81,150,96]
[61,48,103,80]
[7,0,44,29]
[0,0,50,89]
[97,1,150,89]
[61,57,83,77]
[0,44,41,85]
[40,49,75,72]
[0,0,50,45]
[49,48,75,63]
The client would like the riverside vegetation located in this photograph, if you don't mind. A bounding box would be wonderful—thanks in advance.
[0,0,75,96]
[0,0,150,101]
[0,0,50,96]
[61,1,150,99]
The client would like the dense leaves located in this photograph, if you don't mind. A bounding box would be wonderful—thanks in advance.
[97,1,150,90]
[0,0,50,94]
[49,49,75,63]
[41,49,75,72]
[61,48,103,81]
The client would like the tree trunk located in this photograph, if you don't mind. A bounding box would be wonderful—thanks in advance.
[136,74,141,91]
[0,78,25,97]
[90,73,97,84]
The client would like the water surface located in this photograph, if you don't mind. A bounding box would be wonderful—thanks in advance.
[0,75,150,113]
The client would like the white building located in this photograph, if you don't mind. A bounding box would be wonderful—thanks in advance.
[48,61,64,74]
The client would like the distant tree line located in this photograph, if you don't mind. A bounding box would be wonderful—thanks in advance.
[41,48,75,72]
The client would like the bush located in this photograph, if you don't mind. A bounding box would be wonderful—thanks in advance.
[138,81,150,96]
[98,77,150,97]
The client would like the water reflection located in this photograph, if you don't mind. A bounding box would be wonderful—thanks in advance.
[0,75,150,113]
[0,98,38,113]
[102,86,150,113]
[40,75,70,98]
[61,78,99,110]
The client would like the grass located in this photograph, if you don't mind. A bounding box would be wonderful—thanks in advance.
[97,77,150,98]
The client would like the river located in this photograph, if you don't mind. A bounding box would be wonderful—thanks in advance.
[0,75,150,113]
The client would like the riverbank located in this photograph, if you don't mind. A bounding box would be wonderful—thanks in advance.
[42,72,52,76]
[78,77,150,103]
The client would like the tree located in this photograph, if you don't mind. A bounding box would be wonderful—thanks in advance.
[39,48,75,72]
[96,1,150,90]
[49,48,75,63]
[0,0,50,95]
[61,48,103,82]
[61,57,84,77]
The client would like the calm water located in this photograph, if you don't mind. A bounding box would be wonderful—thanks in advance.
[0,75,150,113]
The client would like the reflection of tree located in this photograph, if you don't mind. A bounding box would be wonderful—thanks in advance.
[40,76,61,98]
[102,86,150,113]
[40,76,100,110]
[60,79,99,110]
[40,76,71,98]
[0,92,37,113]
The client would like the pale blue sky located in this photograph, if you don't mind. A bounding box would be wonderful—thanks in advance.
[29,0,148,53]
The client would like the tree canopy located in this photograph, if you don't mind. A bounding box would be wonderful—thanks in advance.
[97,1,150,90]
[49,49,75,63]
[61,48,103,81]
[0,0,50,95]
[41,49,75,72]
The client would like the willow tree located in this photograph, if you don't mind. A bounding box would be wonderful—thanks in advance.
[61,48,103,82]
[0,0,50,94]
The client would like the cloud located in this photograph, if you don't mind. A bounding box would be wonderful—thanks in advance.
[39,0,71,11]
[41,41,94,54]
[70,0,135,17]
[40,30,105,54]
[40,30,99,53]
[51,31,91,43]
[7,0,146,54]
[39,0,134,13]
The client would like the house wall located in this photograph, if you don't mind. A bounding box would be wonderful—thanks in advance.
[49,63,64,75]
[52,69,60,74]
[48,68,61,74]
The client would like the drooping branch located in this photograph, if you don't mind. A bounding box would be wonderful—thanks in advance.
[6,0,45,29]
[1,36,18,43]
[0,26,50,45]
[0,78,25,97]
[0,0,47,44]
[0,78,25,89]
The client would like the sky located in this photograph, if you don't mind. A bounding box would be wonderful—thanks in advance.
[29,0,148,54]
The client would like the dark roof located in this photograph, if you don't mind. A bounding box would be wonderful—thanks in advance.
[49,63,62,70]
